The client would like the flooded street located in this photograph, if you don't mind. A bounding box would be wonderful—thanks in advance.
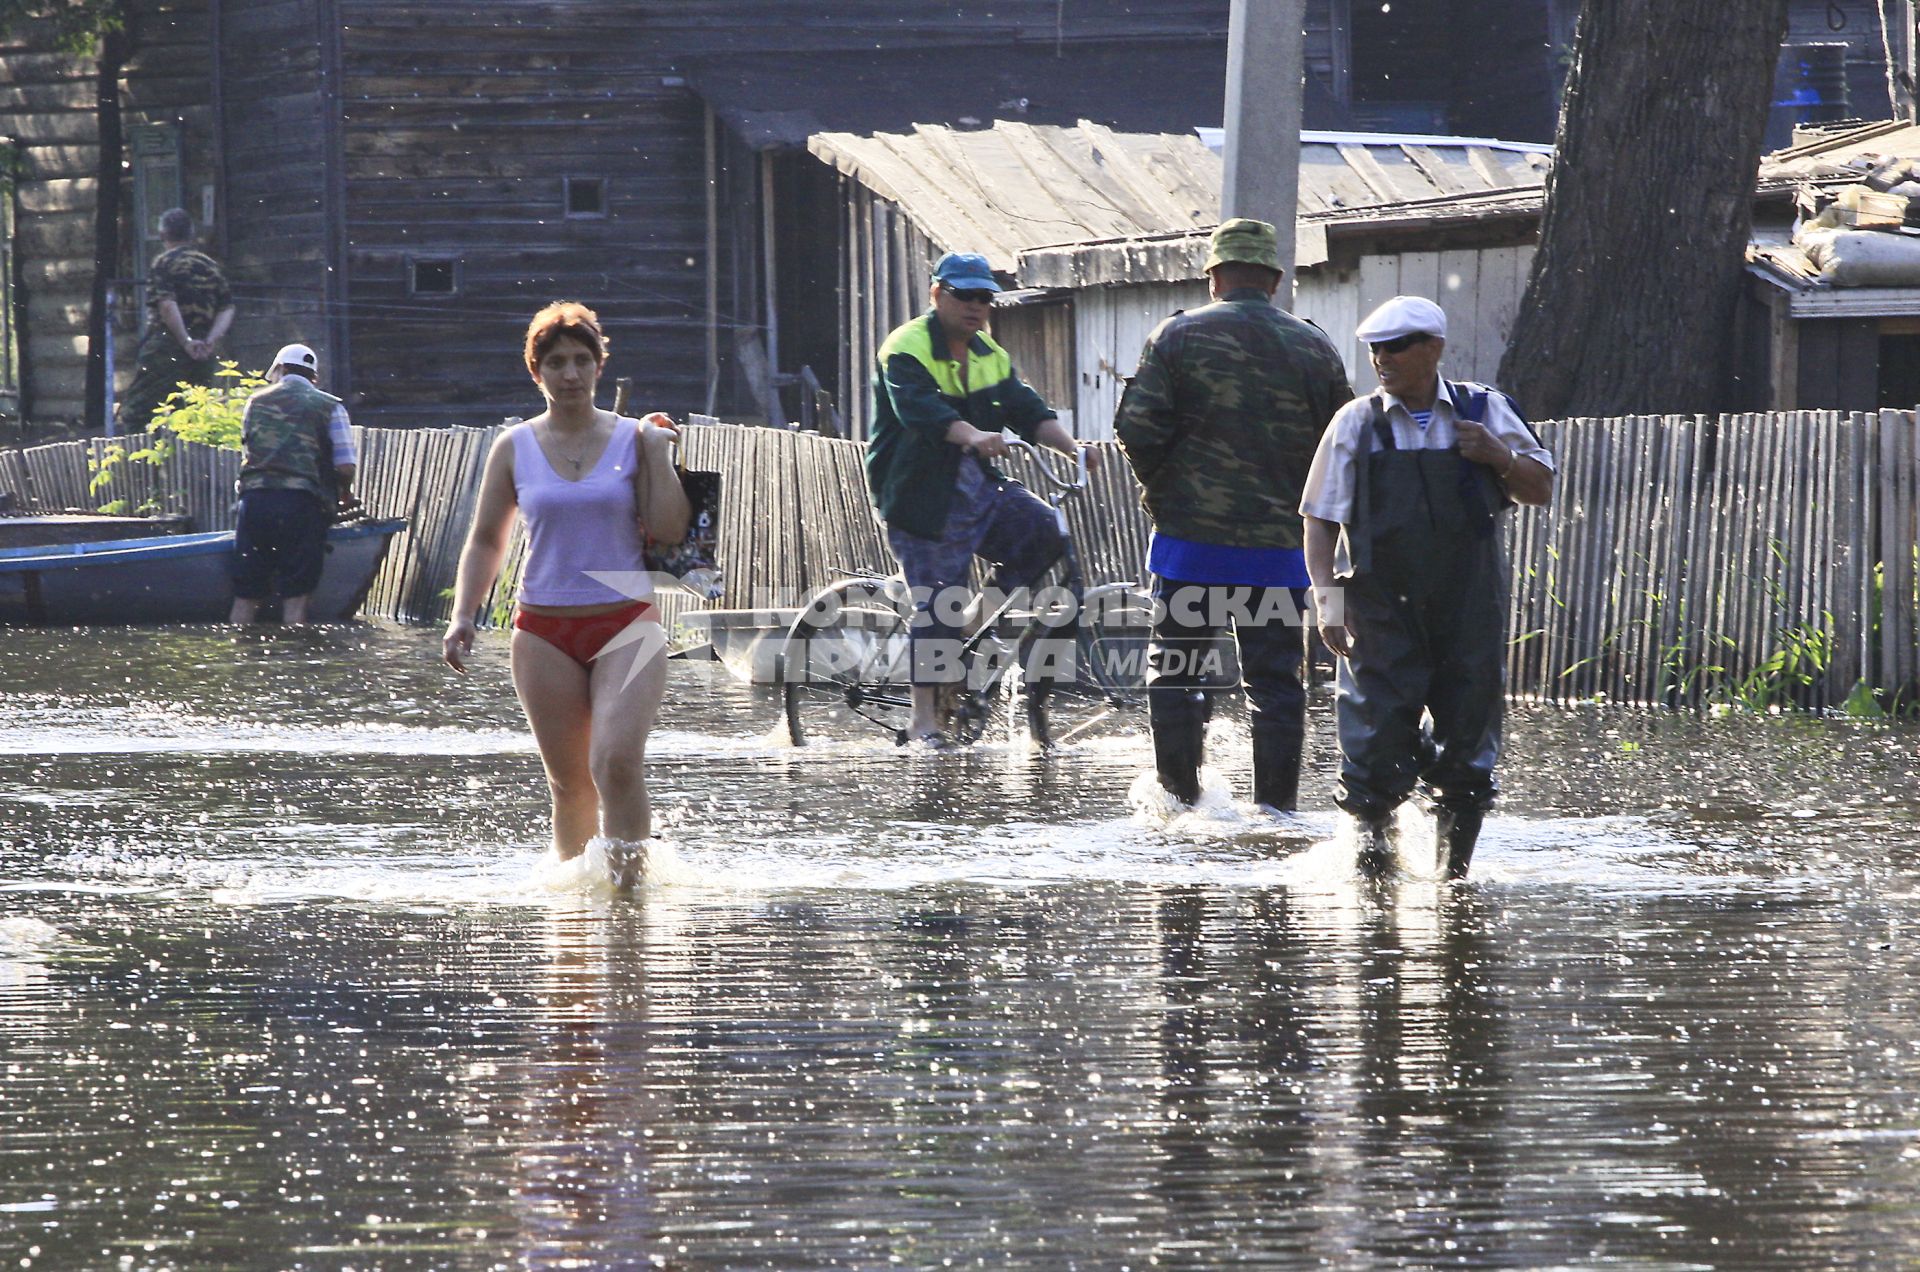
[3,624,1919,1269]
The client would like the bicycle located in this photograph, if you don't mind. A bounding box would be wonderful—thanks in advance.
[776,439,1152,749]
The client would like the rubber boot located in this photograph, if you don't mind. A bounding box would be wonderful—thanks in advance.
[1151,691,1207,805]
[1251,733,1304,814]
[1352,812,1393,879]
[1435,805,1485,880]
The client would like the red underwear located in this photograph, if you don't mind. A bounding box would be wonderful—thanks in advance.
[513,600,658,669]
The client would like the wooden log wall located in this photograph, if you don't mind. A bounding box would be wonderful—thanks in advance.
[0,0,218,427]
[215,0,340,382]
[330,0,715,431]
[0,36,96,426]
[5,412,1918,708]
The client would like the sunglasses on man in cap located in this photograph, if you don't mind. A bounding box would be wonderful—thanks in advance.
[1368,332,1433,355]
[941,285,996,306]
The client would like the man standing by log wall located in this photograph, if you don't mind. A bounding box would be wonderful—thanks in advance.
[118,208,235,432]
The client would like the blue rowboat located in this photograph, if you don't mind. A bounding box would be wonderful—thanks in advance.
[0,518,406,626]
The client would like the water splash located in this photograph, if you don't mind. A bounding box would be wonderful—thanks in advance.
[532,835,702,896]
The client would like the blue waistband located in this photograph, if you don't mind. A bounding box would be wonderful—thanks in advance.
[1147,532,1310,588]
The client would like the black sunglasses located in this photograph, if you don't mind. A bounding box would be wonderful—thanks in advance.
[1369,333,1432,355]
[942,286,996,305]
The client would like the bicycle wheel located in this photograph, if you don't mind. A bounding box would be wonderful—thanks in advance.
[1020,582,1154,748]
[778,579,913,746]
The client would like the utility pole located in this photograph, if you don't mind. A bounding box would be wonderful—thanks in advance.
[1222,0,1307,308]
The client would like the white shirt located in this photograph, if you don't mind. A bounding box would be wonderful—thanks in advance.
[1298,379,1552,525]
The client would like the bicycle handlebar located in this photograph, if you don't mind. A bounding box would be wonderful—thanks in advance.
[1003,437,1089,492]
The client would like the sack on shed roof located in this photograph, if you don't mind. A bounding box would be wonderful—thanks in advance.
[1799,227,1920,287]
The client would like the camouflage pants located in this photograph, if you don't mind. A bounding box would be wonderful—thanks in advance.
[118,338,216,432]
[884,463,1065,685]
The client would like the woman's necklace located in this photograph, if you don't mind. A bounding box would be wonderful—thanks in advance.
[545,419,598,475]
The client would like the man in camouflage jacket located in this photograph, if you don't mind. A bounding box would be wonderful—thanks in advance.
[229,343,357,626]
[1114,218,1354,812]
[118,208,235,432]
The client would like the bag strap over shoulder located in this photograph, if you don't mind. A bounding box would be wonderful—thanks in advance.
[1445,380,1487,424]
[1447,380,1545,448]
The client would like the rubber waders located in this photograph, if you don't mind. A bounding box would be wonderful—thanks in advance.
[1251,733,1303,813]
[1151,690,1208,805]
[1353,814,1393,878]
[1434,805,1485,879]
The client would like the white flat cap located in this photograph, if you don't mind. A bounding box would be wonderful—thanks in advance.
[1355,295,1447,343]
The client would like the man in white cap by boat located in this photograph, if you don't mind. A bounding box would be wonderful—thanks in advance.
[1299,295,1554,877]
[228,343,359,625]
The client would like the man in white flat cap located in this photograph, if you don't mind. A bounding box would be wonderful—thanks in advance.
[228,343,359,625]
[1299,295,1554,878]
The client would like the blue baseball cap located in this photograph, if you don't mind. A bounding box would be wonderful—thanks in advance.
[932,252,1000,293]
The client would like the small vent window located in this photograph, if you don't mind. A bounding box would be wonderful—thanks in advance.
[409,258,458,296]
[565,177,607,218]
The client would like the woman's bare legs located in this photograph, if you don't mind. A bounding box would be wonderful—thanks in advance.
[511,628,598,858]
[587,623,666,843]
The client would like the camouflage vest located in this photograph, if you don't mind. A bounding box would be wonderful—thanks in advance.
[238,376,340,500]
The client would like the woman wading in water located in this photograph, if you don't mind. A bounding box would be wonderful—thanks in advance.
[443,302,690,887]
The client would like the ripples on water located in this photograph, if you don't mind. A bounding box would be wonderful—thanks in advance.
[2,625,1918,1269]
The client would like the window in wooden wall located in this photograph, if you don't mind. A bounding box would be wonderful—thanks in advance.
[565,177,607,219]
[409,258,459,297]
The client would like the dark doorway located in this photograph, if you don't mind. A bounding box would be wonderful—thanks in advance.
[771,151,845,420]
[1879,331,1920,409]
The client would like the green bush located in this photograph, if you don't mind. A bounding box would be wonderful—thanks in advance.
[92,364,264,511]
[145,362,266,452]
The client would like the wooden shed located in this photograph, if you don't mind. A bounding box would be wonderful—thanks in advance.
[802,121,1230,440]
[1015,115,1920,429]
[1741,120,1920,413]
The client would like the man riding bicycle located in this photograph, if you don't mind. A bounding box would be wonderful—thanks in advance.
[867,251,1099,749]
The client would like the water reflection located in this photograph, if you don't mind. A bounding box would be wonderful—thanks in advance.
[512,912,662,1265]
[1,625,1918,1267]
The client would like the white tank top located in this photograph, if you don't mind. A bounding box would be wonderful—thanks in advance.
[510,419,653,606]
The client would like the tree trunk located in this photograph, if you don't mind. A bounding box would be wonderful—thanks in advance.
[1498,0,1790,420]
[83,24,127,435]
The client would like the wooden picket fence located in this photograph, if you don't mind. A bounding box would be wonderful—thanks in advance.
[1510,410,1918,708]
[4,410,1917,709]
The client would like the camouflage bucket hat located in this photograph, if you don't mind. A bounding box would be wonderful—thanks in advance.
[1205,218,1281,273]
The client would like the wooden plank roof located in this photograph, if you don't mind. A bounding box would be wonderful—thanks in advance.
[809,122,1221,274]
[1013,115,1920,292]
[809,122,1555,278]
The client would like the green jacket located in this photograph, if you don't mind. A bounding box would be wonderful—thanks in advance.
[866,311,1055,539]
[1113,287,1353,550]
